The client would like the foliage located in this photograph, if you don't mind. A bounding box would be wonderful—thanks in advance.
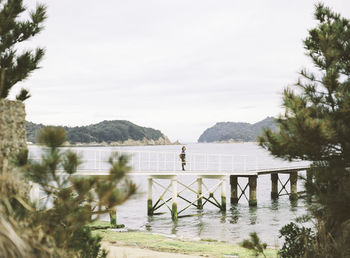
[0,0,47,100]
[26,120,166,144]
[198,117,277,142]
[68,226,108,258]
[278,222,315,258]
[241,232,267,257]
[259,4,350,257]
[1,127,136,257]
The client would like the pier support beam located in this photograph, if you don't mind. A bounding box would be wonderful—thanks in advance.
[306,169,313,185]
[109,206,117,226]
[249,176,257,206]
[147,177,153,216]
[171,177,178,220]
[271,173,278,199]
[230,175,238,204]
[197,177,203,209]
[31,182,40,210]
[221,176,226,211]
[289,172,298,201]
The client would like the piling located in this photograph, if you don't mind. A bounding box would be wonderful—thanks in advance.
[221,176,226,211]
[248,175,257,206]
[306,169,313,185]
[109,206,117,226]
[197,177,203,209]
[147,177,153,216]
[171,177,178,220]
[271,173,278,199]
[31,183,40,210]
[230,175,238,204]
[289,172,298,201]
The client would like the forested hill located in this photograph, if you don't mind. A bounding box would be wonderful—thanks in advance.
[26,120,170,145]
[198,117,277,143]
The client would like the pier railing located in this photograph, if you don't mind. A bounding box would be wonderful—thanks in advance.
[28,149,309,173]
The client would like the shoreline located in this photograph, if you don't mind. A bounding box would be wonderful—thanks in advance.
[90,222,278,258]
[27,141,259,147]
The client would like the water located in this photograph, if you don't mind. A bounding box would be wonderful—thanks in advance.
[28,142,310,246]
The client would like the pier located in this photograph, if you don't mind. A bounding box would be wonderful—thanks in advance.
[29,149,310,220]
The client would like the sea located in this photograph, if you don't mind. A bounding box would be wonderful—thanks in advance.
[28,142,311,247]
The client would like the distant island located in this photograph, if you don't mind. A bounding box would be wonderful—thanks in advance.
[26,120,176,146]
[198,117,277,143]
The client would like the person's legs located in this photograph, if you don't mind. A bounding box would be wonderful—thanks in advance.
[182,161,185,171]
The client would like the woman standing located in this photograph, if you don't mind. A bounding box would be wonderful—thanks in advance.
[180,146,186,171]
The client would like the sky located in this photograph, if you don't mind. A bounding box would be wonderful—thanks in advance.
[12,0,350,142]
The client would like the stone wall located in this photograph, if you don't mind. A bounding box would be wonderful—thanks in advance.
[0,99,27,172]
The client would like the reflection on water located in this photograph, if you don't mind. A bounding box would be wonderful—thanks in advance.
[249,206,257,225]
[125,196,307,246]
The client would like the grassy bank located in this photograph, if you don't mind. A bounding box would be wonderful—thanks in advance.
[90,221,278,257]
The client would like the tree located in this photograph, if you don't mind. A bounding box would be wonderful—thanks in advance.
[259,4,350,257]
[0,0,46,100]
[2,127,136,257]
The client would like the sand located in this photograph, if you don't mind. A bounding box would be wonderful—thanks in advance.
[103,242,204,258]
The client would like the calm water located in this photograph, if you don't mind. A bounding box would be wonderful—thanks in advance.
[29,143,310,246]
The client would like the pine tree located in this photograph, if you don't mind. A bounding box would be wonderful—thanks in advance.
[2,127,136,257]
[0,0,46,100]
[259,4,350,257]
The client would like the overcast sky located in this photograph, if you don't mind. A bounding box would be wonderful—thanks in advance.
[13,0,350,142]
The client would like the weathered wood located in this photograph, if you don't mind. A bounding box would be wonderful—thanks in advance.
[289,171,298,201]
[221,176,226,211]
[31,182,40,210]
[147,177,153,215]
[306,169,313,184]
[271,173,278,199]
[171,177,178,220]
[248,175,257,206]
[230,175,238,204]
[109,206,117,226]
[197,177,203,209]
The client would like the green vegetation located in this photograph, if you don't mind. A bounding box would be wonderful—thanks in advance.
[198,117,277,143]
[1,127,136,257]
[91,228,278,257]
[242,232,267,257]
[259,4,350,257]
[0,0,46,100]
[26,120,167,144]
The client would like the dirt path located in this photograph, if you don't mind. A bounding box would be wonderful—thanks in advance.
[103,242,204,258]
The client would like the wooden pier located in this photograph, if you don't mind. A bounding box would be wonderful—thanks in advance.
[143,166,309,220]
[28,149,310,220]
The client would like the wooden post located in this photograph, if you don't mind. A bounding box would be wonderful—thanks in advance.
[221,176,226,211]
[147,177,153,216]
[197,177,203,209]
[306,169,313,202]
[248,175,257,206]
[271,173,278,199]
[306,169,313,185]
[230,175,238,204]
[171,177,178,220]
[31,182,40,210]
[109,206,117,226]
[290,172,298,201]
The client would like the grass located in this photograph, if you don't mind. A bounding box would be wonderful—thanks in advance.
[90,221,278,257]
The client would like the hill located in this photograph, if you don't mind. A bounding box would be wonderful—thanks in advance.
[198,117,277,143]
[26,120,172,145]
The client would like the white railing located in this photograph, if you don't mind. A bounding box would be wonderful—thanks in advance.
[28,149,309,173]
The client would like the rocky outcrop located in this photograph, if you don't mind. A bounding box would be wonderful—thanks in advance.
[198,117,277,143]
[0,99,27,172]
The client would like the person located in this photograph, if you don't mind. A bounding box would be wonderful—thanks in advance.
[179,146,186,171]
